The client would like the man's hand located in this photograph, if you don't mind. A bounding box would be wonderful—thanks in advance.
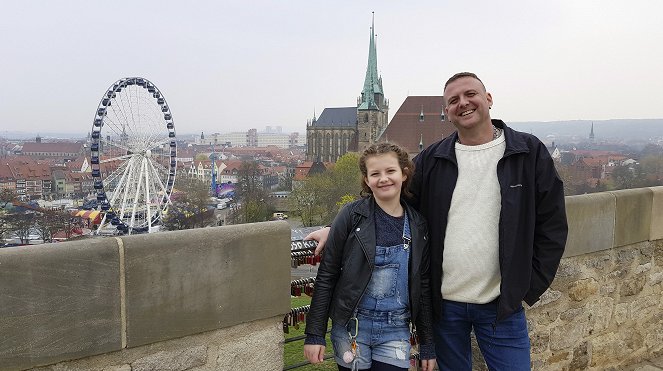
[421,359,437,371]
[304,226,330,256]
[304,344,326,364]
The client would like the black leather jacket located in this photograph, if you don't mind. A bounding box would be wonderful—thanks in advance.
[305,197,435,351]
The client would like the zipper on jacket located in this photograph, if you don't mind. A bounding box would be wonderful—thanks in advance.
[345,226,373,327]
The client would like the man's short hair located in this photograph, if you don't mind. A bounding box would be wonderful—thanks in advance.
[444,72,486,92]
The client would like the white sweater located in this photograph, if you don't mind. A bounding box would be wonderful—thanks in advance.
[441,134,506,304]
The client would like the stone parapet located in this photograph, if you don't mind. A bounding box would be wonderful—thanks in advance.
[651,186,663,241]
[0,221,290,371]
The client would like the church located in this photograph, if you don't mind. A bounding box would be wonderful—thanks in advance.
[305,15,389,163]
[306,16,455,162]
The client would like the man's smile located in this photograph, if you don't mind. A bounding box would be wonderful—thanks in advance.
[460,109,475,116]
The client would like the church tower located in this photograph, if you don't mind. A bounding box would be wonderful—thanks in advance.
[357,13,389,152]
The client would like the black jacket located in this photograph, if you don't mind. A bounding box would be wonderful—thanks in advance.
[305,196,435,350]
[410,120,568,322]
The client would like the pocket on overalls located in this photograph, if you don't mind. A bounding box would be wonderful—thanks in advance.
[365,263,399,299]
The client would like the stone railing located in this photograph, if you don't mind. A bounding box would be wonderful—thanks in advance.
[0,221,291,371]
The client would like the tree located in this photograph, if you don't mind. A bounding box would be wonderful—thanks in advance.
[287,153,363,226]
[0,189,15,208]
[639,155,663,186]
[611,165,638,190]
[328,152,362,210]
[288,173,333,227]
[162,177,216,230]
[35,210,74,243]
[0,210,11,242]
[12,212,36,244]
[228,161,274,224]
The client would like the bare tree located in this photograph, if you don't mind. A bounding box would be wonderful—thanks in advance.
[12,212,36,244]
[163,177,216,230]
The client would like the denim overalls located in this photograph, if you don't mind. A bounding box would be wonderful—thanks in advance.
[331,211,412,370]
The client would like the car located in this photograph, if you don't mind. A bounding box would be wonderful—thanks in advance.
[272,212,288,220]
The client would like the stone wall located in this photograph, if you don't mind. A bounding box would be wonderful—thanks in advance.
[0,222,291,371]
[473,186,663,370]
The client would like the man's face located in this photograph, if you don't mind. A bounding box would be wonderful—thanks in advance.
[444,77,493,132]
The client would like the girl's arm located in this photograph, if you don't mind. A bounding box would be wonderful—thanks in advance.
[304,204,352,338]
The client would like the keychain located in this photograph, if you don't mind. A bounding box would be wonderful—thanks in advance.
[342,316,359,367]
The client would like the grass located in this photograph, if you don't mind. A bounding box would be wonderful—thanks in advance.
[283,296,337,371]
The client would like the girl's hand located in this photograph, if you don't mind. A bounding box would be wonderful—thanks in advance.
[304,344,326,364]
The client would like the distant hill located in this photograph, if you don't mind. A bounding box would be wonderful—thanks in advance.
[0,131,87,141]
[508,119,663,141]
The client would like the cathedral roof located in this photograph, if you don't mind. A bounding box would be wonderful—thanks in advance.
[378,96,456,154]
[311,107,357,128]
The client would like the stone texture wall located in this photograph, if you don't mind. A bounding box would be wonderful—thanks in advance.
[31,317,284,371]
[0,222,291,371]
[470,186,663,370]
[528,239,663,370]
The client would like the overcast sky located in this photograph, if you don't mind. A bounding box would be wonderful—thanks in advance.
[1,0,662,137]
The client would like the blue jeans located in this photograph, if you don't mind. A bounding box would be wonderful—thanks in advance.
[331,309,411,369]
[433,299,530,371]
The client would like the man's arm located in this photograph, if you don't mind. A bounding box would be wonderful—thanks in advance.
[305,227,330,256]
[524,142,569,305]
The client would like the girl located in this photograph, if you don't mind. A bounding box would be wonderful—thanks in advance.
[304,143,436,371]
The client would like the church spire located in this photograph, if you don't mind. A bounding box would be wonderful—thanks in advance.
[589,122,595,140]
[359,12,383,110]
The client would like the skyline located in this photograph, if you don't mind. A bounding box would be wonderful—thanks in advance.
[1,1,662,136]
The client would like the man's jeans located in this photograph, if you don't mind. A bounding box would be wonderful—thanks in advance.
[433,299,531,371]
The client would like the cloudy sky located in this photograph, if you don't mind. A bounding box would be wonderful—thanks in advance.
[1,0,662,137]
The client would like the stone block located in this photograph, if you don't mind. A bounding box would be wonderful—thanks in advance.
[614,302,631,325]
[569,342,591,371]
[560,307,585,321]
[635,263,652,274]
[131,346,207,371]
[564,193,616,257]
[585,297,613,336]
[555,259,583,279]
[568,278,599,301]
[600,282,617,295]
[122,222,291,348]
[655,240,663,266]
[621,274,647,297]
[590,332,625,368]
[550,321,585,351]
[612,188,653,247]
[530,331,550,353]
[651,186,663,241]
[0,239,122,370]
[584,254,612,270]
[651,272,663,286]
[529,289,562,309]
[547,351,570,366]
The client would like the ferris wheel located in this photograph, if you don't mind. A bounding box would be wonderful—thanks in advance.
[90,77,177,235]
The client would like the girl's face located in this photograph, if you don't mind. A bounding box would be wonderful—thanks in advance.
[363,152,406,203]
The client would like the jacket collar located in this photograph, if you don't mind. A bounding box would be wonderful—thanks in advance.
[433,119,530,161]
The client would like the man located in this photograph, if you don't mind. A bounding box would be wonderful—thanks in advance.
[308,72,568,370]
